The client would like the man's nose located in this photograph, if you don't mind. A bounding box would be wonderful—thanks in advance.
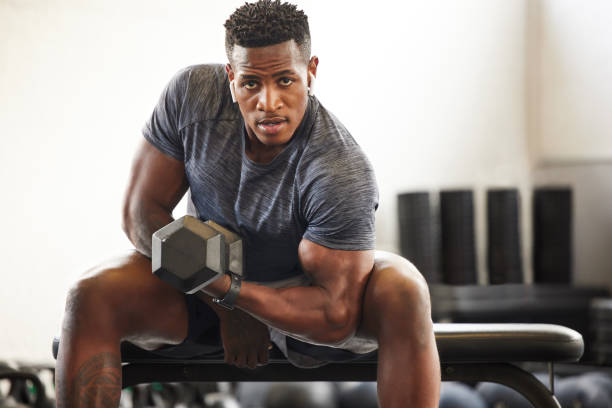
[256,86,283,112]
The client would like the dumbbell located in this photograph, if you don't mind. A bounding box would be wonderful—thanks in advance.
[152,216,244,293]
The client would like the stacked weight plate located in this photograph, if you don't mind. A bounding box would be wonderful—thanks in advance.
[440,190,477,285]
[487,189,523,284]
[397,192,441,283]
[533,187,573,283]
[590,298,612,364]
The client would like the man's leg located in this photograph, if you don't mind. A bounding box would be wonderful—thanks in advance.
[55,251,189,407]
[359,251,441,408]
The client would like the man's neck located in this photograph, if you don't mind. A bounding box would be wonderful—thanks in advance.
[244,130,289,164]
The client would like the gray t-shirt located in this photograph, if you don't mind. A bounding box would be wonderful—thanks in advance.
[143,64,378,283]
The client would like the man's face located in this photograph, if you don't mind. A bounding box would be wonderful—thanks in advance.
[227,40,317,152]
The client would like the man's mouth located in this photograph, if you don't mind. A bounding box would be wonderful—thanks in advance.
[256,117,287,135]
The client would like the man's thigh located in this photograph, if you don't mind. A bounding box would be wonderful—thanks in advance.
[147,292,224,359]
[72,250,193,350]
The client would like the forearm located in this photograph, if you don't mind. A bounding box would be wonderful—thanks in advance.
[122,139,188,257]
[123,204,173,258]
[203,276,359,345]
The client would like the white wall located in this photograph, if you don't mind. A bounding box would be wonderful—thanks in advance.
[530,0,612,163]
[528,0,612,289]
[0,0,544,363]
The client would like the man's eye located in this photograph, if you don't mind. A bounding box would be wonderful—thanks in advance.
[279,78,293,86]
[243,81,258,90]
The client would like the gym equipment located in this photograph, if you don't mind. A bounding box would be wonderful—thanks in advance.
[555,372,612,408]
[440,382,487,408]
[337,382,378,408]
[264,382,336,408]
[0,364,49,408]
[235,382,273,408]
[591,298,612,364]
[203,392,241,408]
[53,323,584,408]
[430,283,609,363]
[397,192,441,283]
[487,188,523,284]
[125,382,220,407]
[152,216,244,294]
[440,190,477,284]
[476,373,553,408]
[533,187,572,283]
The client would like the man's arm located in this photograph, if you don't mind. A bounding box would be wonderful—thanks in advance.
[204,239,374,345]
[123,139,373,346]
[124,138,272,368]
[122,139,189,256]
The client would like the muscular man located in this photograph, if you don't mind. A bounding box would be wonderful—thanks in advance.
[55,1,440,406]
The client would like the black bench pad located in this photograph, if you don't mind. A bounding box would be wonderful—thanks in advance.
[53,323,583,364]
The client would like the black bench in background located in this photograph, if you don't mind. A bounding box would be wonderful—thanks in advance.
[53,323,583,408]
[430,283,609,363]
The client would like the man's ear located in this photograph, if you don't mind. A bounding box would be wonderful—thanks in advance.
[225,63,235,81]
[226,63,237,103]
[307,56,319,84]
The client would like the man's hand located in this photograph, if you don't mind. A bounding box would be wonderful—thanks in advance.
[219,308,271,369]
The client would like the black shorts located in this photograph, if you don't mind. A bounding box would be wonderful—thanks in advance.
[150,294,375,363]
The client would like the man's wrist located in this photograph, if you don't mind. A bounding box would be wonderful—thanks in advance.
[213,273,242,310]
[197,289,232,317]
[201,273,231,297]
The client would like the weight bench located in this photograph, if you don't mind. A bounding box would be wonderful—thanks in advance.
[52,323,583,408]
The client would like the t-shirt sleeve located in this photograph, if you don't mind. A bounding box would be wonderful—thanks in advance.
[142,68,189,160]
[301,152,379,251]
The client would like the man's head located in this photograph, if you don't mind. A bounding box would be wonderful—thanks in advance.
[224,1,318,159]
[224,0,311,64]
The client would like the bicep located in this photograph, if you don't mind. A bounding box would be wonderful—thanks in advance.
[123,138,188,216]
[298,239,374,311]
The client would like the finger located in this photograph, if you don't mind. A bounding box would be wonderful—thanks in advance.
[235,353,247,369]
[225,349,242,367]
[258,346,270,366]
[247,351,258,369]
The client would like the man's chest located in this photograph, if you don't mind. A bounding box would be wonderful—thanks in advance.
[182,124,306,245]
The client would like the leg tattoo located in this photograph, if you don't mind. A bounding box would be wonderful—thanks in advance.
[70,352,121,407]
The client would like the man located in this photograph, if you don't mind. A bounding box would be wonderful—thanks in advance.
[55,1,440,406]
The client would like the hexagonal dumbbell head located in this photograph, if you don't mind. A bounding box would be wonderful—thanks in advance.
[205,220,245,278]
[152,216,226,294]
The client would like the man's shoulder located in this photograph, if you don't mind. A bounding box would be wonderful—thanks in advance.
[171,64,237,129]
[175,63,228,100]
[172,63,222,79]
[305,102,371,167]
[298,101,375,184]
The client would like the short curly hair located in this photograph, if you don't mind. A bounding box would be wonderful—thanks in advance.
[224,0,311,63]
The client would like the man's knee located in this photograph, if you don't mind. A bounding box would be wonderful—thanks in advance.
[369,252,431,315]
[62,251,188,346]
[63,252,149,330]
[63,265,128,335]
[362,252,433,343]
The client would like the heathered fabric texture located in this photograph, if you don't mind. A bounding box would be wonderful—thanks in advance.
[143,64,378,283]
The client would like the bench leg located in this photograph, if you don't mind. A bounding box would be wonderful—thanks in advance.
[442,363,561,408]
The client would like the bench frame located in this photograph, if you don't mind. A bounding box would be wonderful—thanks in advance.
[54,323,585,408]
[121,359,561,408]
